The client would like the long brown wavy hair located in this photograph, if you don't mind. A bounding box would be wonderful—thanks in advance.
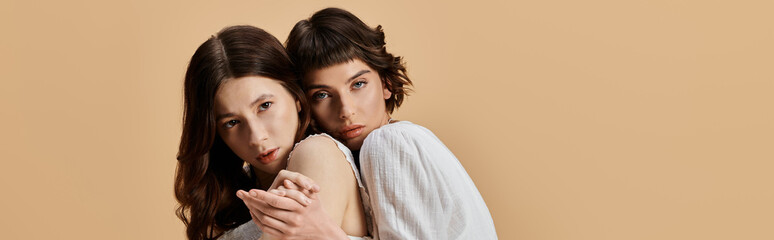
[175,25,311,240]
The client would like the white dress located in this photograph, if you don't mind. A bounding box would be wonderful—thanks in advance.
[219,133,373,240]
[360,121,498,239]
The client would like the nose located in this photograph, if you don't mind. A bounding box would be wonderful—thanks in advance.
[246,119,269,148]
[338,92,356,120]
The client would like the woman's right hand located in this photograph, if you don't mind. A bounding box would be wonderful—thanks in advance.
[264,170,320,207]
[270,169,320,194]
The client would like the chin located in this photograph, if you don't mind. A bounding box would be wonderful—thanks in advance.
[265,165,285,175]
[346,138,365,151]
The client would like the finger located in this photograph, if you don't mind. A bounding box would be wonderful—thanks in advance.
[275,186,293,196]
[283,179,300,190]
[242,189,308,230]
[283,180,319,199]
[236,190,250,199]
[268,169,295,190]
[275,170,320,192]
[283,178,317,199]
[289,171,320,192]
[249,209,286,238]
[271,188,311,207]
[241,190,276,216]
[241,190,261,207]
[243,188,302,224]
[252,189,304,212]
[269,188,286,197]
[258,212,291,235]
[249,209,264,229]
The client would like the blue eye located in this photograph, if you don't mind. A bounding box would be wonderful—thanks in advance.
[313,92,329,100]
[353,81,366,89]
[259,102,272,111]
[224,120,239,129]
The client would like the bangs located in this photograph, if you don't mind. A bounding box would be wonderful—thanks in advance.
[291,27,364,79]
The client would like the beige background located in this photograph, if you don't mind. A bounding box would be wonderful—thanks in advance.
[1,0,772,239]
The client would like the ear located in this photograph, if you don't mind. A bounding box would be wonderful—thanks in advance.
[296,100,302,113]
[382,86,392,100]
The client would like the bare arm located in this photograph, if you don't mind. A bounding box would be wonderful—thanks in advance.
[238,136,358,239]
[285,136,355,225]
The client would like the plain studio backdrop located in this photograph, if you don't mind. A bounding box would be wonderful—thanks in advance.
[1,0,772,239]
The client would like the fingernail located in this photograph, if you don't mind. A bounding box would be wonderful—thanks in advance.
[305,198,311,204]
[236,191,243,198]
[250,191,257,197]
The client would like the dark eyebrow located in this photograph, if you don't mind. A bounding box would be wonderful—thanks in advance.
[348,70,371,82]
[305,83,330,91]
[215,113,234,122]
[306,69,371,90]
[215,94,274,121]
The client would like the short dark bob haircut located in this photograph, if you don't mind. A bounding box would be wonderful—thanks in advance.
[286,7,413,113]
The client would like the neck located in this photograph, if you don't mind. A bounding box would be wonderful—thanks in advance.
[378,113,392,128]
[252,166,277,190]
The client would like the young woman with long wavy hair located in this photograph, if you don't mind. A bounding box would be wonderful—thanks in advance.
[174,25,368,240]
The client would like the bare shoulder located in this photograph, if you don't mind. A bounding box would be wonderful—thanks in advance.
[292,135,341,158]
[288,135,346,169]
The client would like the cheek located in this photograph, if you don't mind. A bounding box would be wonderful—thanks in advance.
[274,103,300,139]
[310,103,327,119]
[222,133,248,159]
[365,87,386,108]
[311,104,336,128]
[285,108,299,136]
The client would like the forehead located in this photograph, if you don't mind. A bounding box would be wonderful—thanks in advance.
[305,58,376,86]
[214,76,289,111]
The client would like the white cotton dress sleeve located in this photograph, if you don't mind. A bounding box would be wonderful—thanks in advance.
[360,121,498,240]
[219,133,374,240]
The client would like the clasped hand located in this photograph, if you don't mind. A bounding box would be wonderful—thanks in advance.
[236,170,342,239]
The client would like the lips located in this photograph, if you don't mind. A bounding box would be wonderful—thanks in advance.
[340,124,365,140]
[257,148,279,164]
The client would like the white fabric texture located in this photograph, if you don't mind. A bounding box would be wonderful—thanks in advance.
[219,133,372,240]
[218,220,262,240]
[360,121,498,240]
